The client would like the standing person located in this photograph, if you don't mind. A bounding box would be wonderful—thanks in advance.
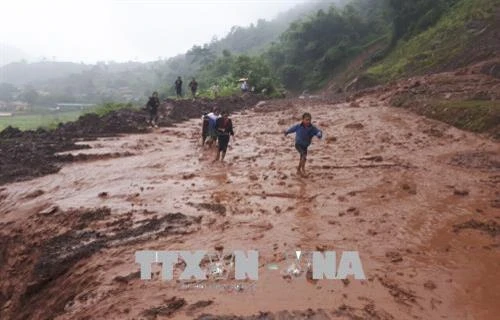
[240,80,249,92]
[206,108,220,147]
[284,112,322,176]
[211,83,220,99]
[214,110,234,162]
[146,91,160,128]
[175,76,183,99]
[201,112,210,146]
[189,78,198,101]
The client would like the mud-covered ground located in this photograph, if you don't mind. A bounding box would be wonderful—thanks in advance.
[348,58,500,140]
[0,95,499,320]
[0,94,265,185]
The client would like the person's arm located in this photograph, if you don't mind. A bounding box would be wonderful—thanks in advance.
[215,118,222,132]
[313,126,323,139]
[228,119,234,136]
[284,124,299,136]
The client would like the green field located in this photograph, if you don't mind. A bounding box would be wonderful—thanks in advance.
[0,110,84,131]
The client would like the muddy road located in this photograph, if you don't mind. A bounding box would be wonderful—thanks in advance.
[0,97,499,319]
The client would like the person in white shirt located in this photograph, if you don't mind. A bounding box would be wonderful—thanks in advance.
[205,108,220,147]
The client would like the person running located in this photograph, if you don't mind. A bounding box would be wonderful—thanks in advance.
[146,91,160,127]
[284,112,322,176]
[189,78,198,100]
[205,108,220,147]
[214,110,234,162]
[175,76,183,98]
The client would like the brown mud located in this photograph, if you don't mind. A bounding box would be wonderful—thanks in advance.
[0,93,499,319]
[0,94,265,185]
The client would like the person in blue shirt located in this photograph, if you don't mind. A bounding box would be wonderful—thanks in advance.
[284,112,323,176]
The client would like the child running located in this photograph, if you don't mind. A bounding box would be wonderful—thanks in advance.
[284,112,322,176]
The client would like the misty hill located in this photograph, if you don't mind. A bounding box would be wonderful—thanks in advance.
[0,61,91,86]
[206,1,347,56]
[2,0,498,107]
[0,44,31,67]
[258,0,499,91]
[0,1,340,105]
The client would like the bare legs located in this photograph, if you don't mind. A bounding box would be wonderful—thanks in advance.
[297,157,307,176]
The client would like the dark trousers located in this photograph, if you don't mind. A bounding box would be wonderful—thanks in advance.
[149,109,158,123]
[295,143,308,160]
[218,135,230,152]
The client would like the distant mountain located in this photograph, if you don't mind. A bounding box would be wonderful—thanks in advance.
[0,1,354,102]
[0,61,92,86]
[0,43,31,67]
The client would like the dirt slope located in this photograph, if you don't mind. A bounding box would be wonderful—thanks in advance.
[0,97,499,319]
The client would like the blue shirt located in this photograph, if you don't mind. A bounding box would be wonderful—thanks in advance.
[285,123,322,147]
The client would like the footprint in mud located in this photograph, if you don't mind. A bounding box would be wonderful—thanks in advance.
[24,189,45,199]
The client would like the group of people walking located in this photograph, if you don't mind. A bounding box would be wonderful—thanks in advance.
[146,87,323,175]
[202,108,235,162]
[200,108,322,174]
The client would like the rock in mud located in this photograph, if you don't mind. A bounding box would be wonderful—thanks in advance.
[386,251,403,263]
[362,155,383,162]
[326,136,337,143]
[453,189,469,196]
[424,280,437,290]
[24,189,45,199]
[187,300,213,313]
[453,219,500,237]
[196,309,333,320]
[188,202,227,216]
[182,173,196,180]
[98,192,109,198]
[378,276,417,305]
[345,122,364,130]
[141,297,186,319]
[113,271,140,284]
[449,151,500,171]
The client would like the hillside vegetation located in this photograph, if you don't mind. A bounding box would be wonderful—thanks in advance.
[367,0,499,82]
[1,0,498,137]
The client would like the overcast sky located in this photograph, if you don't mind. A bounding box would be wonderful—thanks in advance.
[0,0,309,64]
